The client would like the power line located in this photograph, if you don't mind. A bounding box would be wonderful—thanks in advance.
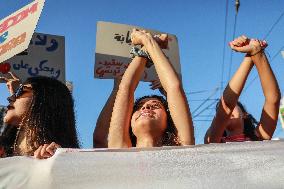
[220,0,229,95]
[193,99,219,118]
[185,88,221,95]
[263,10,284,40]
[191,88,219,115]
[227,11,239,82]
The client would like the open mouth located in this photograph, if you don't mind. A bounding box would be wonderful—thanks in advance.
[136,110,155,120]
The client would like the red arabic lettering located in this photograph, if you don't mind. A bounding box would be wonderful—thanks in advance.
[0,32,26,56]
[0,2,38,34]
[0,62,11,74]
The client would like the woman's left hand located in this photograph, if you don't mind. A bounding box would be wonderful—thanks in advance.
[34,142,61,159]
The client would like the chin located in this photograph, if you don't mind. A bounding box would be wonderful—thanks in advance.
[3,114,20,126]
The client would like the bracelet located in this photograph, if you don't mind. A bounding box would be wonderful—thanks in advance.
[130,46,153,68]
[249,49,264,56]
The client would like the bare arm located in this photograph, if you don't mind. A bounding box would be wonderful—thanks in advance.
[251,52,281,139]
[132,29,194,145]
[93,79,121,148]
[108,57,147,148]
[205,56,254,143]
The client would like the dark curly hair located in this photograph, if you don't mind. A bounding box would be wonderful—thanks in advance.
[217,101,259,141]
[130,95,180,146]
[0,125,17,157]
[14,76,79,156]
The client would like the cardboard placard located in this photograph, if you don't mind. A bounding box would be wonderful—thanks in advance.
[95,21,181,82]
[0,33,65,82]
[0,0,45,63]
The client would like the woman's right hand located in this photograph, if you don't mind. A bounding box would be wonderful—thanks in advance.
[0,72,21,95]
[229,35,268,55]
[130,28,168,48]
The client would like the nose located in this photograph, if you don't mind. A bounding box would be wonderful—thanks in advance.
[141,103,151,110]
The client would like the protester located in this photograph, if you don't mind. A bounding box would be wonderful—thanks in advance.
[0,74,79,158]
[205,36,281,143]
[104,29,194,148]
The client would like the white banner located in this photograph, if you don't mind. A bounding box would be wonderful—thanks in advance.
[1,141,284,189]
[281,51,284,59]
[0,0,45,63]
[95,21,181,82]
[0,33,65,82]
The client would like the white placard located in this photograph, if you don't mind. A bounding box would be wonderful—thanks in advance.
[95,21,181,82]
[0,0,45,63]
[0,33,65,82]
[281,51,284,59]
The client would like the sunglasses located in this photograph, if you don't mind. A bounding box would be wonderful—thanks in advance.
[7,85,32,103]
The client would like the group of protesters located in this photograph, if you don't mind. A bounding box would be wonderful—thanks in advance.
[0,29,281,159]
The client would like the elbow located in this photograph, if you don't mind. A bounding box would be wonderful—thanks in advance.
[265,93,281,106]
[118,82,135,94]
[166,79,183,93]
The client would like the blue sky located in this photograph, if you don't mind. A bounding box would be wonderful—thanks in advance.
[1,0,284,147]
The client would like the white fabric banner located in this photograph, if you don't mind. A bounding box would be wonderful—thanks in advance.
[1,141,284,189]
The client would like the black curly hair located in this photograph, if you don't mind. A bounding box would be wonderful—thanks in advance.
[14,76,79,155]
[130,95,180,146]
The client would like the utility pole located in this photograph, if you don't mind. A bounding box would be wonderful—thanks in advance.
[235,0,240,14]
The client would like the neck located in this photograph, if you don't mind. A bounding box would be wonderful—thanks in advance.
[136,134,162,148]
[226,127,244,137]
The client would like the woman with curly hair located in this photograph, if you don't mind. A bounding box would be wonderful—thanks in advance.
[205,35,281,143]
[1,74,79,157]
[101,29,194,148]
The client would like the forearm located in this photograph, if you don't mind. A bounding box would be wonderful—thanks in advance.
[167,90,195,145]
[93,88,118,148]
[223,56,253,110]
[143,36,194,145]
[108,88,134,148]
[251,52,281,104]
[108,57,147,148]
[143,37,181,92]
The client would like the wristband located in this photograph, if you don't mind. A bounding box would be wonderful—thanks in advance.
[130,46,153,68]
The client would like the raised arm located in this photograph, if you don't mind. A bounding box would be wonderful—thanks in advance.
[93,79,121,148]
[108,56,147,148]
[251,47,281,140]
[131,29,194,145]
[205,55,254,143]
[205,35,279,143]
